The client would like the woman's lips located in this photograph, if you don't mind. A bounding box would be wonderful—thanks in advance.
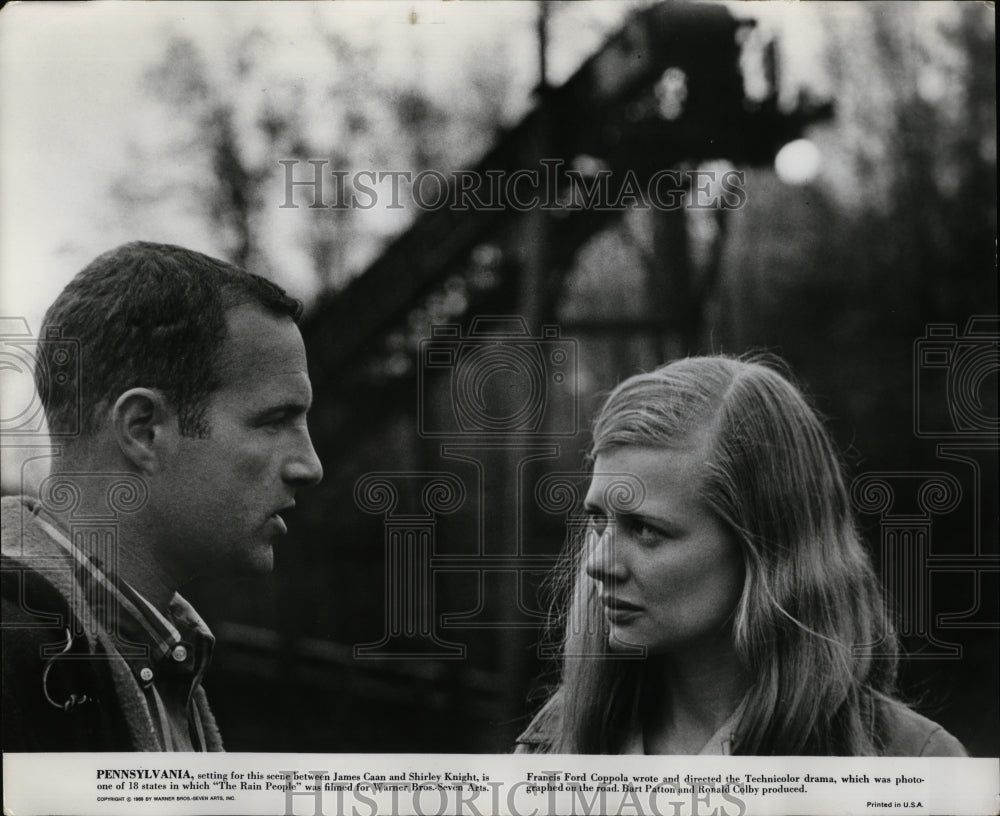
[601,595,642,618]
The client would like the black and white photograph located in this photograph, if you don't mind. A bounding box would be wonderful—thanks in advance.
[1,2,997,814]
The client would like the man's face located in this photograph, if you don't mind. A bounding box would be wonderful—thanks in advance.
[153,304,323,580]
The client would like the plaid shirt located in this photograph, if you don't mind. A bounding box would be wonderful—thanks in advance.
[30,510,215,751]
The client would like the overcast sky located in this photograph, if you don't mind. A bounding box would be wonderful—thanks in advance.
[0,0,845,328]
[0,2,658,327]
[1,1,972,495]
[0,1,647,489]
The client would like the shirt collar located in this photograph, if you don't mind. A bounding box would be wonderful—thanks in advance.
[622,682,743,755]
[29,506,214,688]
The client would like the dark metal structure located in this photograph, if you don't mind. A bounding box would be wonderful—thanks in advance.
[199,2,833,752]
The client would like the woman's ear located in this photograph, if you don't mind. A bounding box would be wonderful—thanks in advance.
[111,388,174,473]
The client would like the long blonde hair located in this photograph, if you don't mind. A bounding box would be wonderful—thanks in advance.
[543,356,898,755]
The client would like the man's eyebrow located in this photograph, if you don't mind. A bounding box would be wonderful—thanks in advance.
[257,397,312,417]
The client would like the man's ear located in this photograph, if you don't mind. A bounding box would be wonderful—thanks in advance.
[111,388,175,473]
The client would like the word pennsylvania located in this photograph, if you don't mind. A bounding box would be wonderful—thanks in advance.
[96,770,193,780]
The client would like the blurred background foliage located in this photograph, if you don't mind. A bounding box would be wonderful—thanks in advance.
[93,1,997,754]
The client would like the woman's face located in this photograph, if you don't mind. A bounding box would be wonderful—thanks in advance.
[583,444,745,656]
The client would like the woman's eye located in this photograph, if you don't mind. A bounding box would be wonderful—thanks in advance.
[624,518,664,544]
[585,512,609,535]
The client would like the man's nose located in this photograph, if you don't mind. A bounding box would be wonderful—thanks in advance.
[584,522,626,583]
[284,431,324,487]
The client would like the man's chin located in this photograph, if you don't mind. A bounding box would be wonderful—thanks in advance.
[232,542,276,575]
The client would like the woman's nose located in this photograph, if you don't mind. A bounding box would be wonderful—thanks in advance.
[584,521,626,582]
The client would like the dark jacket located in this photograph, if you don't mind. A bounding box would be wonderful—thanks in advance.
[515,688,968,756]
[2,497,223,751]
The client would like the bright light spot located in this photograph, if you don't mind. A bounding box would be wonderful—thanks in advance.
[655,67,688,121]
[917,68,948,104]
[774,139,821,185]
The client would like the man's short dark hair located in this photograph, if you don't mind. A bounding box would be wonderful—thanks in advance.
[37,241,303,438]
